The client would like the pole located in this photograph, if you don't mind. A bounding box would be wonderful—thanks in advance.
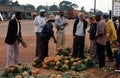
[111,0,114,19]
[46,2,47,11]
[94,0,96,14]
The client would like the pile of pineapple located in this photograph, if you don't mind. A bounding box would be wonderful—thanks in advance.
[0,65,40,78]
[32,48,94,72]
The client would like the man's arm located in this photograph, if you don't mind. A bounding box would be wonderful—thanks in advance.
[47,25,57,43]
[34,16,39,26]
[96,22,105,38]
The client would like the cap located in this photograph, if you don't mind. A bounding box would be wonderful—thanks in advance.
[39,9,45,13]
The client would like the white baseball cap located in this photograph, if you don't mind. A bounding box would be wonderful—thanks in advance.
[39,9,45,13]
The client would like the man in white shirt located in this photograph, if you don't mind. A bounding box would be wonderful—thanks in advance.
[34,9,46,57]
[73,13,88,59]
[55,11,68,49]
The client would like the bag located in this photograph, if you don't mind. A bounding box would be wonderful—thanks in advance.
[17,36,27,48]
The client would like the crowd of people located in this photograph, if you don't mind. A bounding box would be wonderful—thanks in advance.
[4,9,120,71]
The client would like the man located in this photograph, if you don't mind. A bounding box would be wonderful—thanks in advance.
[103,14,117,61]
[39,14,57,60]
[88,15,98,63]
[34,9,46,57]
[55,11,68,49]
[73,13,88,59]
[5,12,22,65]
[95,14,106,68]
[116,17,120,70]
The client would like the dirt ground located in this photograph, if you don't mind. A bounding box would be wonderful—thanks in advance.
[0,20,119,78]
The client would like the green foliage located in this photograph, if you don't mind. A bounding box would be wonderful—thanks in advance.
[49,5,59,11]
[56,48,72,56]
[46,62,55,69]
[80,6,86,12]
[101,65,113,72]
[59,1,78,10]
[25,4,35,11]
[32,48,94,72]
[74,63,86,72]
[0,65,39,78]
[0,0,9,5]
[36,5,46,13]
[86,59,95,68]
[10,1,20,7]
[32,58,43,68]
[96,11,103,15]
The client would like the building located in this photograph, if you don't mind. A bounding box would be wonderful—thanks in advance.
[0,5,33,20]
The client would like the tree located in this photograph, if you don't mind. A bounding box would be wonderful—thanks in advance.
[49,5,59,11]
[36,5,46,13]
[96,10,103,15]
[10,1,20,7]
[59,1,78,10]
[25,4,35,11]
[71,4,78,9]
[80,6,85,12]
[0,0,9,5]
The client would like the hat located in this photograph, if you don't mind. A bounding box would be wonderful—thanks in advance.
[48,14,55,20]
[39,9,45,13]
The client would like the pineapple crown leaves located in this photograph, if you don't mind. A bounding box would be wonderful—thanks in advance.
[0,65,37,78]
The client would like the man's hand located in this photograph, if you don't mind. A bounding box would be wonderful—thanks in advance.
[63,22,68,26]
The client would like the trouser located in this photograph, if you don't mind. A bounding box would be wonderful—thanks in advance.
[35,32,41,57]
[39,39,49,60]
[7,42,19,64]
[90,40,98,63]
[56,30,65,49]
[73,36,85,58]
[96,43,105,68]
[106,41,113,60]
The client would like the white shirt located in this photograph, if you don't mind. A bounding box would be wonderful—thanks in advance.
[34,16,46,32]
[75,20,84,36]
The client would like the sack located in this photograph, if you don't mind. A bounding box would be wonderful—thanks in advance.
[17,36,27,48]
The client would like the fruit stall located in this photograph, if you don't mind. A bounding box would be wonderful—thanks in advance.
[0,48,96,78]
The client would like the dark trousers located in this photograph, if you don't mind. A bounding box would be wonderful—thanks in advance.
[40,39,49,60]
[35,32,40,57]
[106,41,113,60]
[96,43,105,68]
[73,36,85,58]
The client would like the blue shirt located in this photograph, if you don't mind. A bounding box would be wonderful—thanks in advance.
[90,22,98,40]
